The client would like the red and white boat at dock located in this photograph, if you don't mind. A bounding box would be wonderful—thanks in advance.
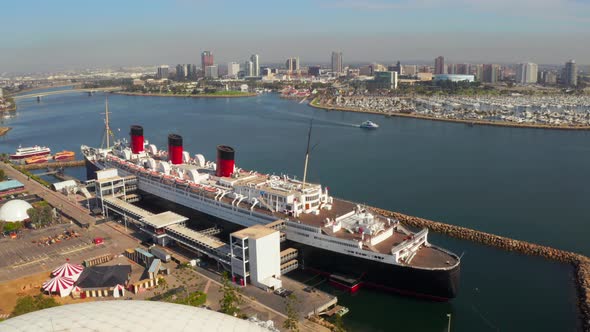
[10,145,51,160]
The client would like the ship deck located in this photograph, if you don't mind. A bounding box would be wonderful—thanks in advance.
[100,155,459,269]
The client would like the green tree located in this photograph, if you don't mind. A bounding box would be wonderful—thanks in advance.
[218,272,242,316]
[283,293,300,332]
[0,169,5,180]
[3,221,21,232]
[12,294,60,316]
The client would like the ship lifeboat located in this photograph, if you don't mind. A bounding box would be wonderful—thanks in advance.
[53,150,75,160]
[175,178,188,185]
[25,155,50,164]
[204,186,217,193]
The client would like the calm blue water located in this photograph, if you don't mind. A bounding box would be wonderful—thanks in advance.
[2,90,585,331]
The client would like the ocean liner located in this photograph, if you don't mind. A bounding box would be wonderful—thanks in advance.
[82,108,460,300]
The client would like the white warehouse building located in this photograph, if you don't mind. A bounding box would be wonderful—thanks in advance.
[230,224,282,290]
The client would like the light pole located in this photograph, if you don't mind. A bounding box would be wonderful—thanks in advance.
[447,313,452,332]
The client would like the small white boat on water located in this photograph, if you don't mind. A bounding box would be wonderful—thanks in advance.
[360,120,379,129]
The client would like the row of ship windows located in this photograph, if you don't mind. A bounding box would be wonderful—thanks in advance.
[345,249,386,260]
[314,236,357,248]
[291,231,310,238]
[289,223,318,233]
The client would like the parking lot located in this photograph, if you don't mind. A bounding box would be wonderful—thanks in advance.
[0,223,139,282]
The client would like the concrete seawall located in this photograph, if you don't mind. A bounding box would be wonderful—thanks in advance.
[370,207,590,331]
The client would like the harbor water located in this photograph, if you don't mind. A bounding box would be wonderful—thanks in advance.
[2,89,587,331]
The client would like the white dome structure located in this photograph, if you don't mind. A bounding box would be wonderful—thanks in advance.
[0,199,33,222]
[1,300,277,332]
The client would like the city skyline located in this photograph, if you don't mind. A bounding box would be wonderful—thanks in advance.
[1,0,589,72]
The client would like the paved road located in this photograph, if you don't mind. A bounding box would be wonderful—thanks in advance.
[1,163,96,227]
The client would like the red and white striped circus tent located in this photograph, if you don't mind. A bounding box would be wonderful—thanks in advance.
[42,276,75,297]
[52,260,84,281]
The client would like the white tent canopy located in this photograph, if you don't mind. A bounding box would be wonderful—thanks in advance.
[42,276,74,297]
[52,260,84,281]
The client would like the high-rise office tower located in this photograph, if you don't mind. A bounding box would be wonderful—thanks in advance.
[455,64,470,75]
[250,54,260,77]
[331,51,343,74]
[483,64,500,83]
[244,61,254,77]
[447,63,456,75]
[434,56,445,75]
[175,64,184,80]
[204,65,218,79]
[156,65,169,79]
[227,62,240,78]
[564,60,578,87]
[186,64,194,79]
[286,57,300,73]
[516,62,538,84]
[201,51,214,71]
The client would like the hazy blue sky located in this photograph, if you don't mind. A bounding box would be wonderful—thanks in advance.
[1,0,589,72]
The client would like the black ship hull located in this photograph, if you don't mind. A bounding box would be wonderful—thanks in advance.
[85,156,100,180]
[288,240,460,301]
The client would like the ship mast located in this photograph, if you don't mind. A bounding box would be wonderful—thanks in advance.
[101,96,113,149]
[302,120,313,189]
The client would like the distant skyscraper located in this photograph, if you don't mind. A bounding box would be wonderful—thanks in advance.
[201,51,214,71]
[175,64,184,81]
[244,61,254,77]
[516,62,538,84]
[483,64,500,83]
[250,54,260,77]
[204,65,218,79]
[473,64,484,81]
[447,63,456,75]
[564,60,578,87]
[455,64,470,75]
[331,51,343,74]
[156,65,169,79]
[286,57,300,73]
[227,62,240,78]
[434,56,445,75]
[190,64,197,78]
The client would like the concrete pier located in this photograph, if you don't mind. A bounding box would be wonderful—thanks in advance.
[21,160,85,170]
[371,207,590,331]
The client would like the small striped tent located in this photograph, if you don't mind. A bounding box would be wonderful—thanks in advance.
[52,260,84,281]
[42,276,75,297]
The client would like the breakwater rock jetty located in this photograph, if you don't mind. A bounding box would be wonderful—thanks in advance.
[371,207,590,331]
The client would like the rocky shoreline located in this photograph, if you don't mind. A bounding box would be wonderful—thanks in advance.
[0,127,11,136]
[310,98,590,131]
[370,207,590,331]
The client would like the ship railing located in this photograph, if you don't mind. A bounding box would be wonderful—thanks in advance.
[390,228,428,256]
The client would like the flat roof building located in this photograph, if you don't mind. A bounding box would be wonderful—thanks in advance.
[230,224,283,290]
[434,74,475,82]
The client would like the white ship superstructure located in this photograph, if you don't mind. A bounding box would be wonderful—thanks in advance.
[10,145,51,160]
[82,120,460,300]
